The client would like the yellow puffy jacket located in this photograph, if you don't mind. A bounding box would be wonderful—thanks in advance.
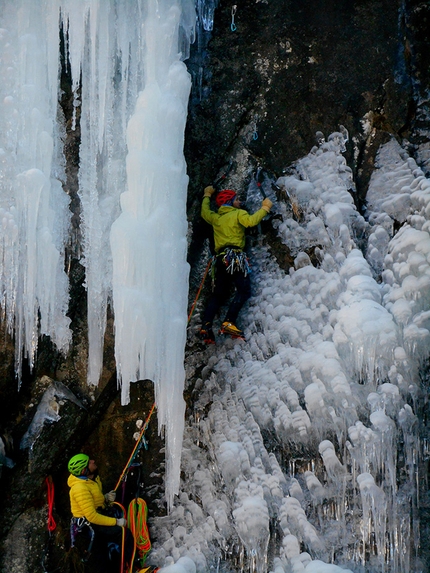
[68,473,116,526]
[201,197,267,254]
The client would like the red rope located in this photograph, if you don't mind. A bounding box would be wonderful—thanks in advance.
[45,476,56,532]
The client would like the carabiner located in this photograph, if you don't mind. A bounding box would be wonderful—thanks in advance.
[231,5,237,31]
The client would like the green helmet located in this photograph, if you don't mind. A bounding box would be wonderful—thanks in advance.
[68,453,89,476]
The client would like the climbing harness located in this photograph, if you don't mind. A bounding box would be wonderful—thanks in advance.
[230,5,237,31]
[219,247,250,276]
[70,516,95,557]
[114,403,156,492]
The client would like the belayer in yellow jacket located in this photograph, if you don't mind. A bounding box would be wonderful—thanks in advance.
[200,186,272,342]
[67,453,134,570]
[68,473,117,527]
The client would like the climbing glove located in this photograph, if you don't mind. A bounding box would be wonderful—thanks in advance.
[116,518,127,527]
[261,198,273,212]
[105,490,116,503]
[203,185,215,198]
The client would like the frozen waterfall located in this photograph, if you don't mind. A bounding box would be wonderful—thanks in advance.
[0,0,194,508]
[151,135,429,573]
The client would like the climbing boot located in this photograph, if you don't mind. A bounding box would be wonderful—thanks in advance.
[219,321,244,339]
[199,323,216,344]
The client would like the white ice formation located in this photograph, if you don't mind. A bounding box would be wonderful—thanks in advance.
[0,0,194,508]
[152,134,429,573]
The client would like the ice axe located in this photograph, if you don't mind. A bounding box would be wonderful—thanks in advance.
[213,159,235,190]
[271,180,302,221]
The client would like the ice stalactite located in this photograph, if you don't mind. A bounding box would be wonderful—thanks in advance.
[110,0,194,508]
[1,0,195,508]
[60,0,146,387]
[0,1,72,383]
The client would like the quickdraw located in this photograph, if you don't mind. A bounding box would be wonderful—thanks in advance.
[219,248,250,276]
[230,5,237,31]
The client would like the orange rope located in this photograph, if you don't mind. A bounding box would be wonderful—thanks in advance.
[114,501,136,573]
[45,476,56,532]
[187,257,213,324]
[128,498,151,566]
[114,403,156,492]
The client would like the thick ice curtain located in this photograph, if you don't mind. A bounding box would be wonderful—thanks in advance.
[110,0,192,509]
[0,0,193,508]
[0,0,71,382]
[60,0,144,387]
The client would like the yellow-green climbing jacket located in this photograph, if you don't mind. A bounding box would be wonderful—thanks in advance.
[68,474,116,527]
[201,197,267,254]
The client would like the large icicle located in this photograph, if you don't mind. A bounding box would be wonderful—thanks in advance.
[110,0,193,509]
[0,1,71,381]
[60,0,146,387]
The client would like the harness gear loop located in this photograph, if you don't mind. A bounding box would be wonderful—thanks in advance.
[231,5,237,31]
[70,516,95,555]
[45,476,57,532]
[218,248,250,277]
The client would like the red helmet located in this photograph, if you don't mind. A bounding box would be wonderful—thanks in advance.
[216,189,236,207]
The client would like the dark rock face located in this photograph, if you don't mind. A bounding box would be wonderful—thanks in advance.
[185,0,428,207]
[0,1,429,571]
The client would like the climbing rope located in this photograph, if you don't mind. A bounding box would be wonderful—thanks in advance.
[127,498,151,566]
[45,476,57,532]
[187,257,214,324]
[114,501,136,573]
[114,403,156,492]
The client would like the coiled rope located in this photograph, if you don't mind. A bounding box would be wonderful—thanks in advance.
[128,498,151,566]
[45,476,57,532]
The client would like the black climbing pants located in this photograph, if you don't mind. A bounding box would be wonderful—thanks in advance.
[203,253,252,326]
[91,524,134,573]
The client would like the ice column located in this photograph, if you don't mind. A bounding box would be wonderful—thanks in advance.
[60,0,147,387]
[110,0,193,509]
[0,1,71,381]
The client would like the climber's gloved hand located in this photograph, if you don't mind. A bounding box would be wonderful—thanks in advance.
[261,198,273,212]
[105,490,116,503]
[116,518,126,527]
[203,185,215,198]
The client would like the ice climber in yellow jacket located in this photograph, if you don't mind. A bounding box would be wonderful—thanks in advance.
[68,453,134,571]
[200,186,272,343]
